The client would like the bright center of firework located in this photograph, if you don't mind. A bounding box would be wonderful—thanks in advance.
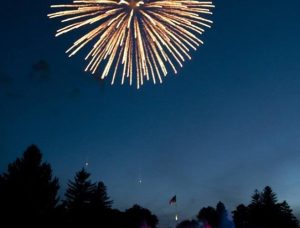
[119,0,144,8]
[48,0,214,89]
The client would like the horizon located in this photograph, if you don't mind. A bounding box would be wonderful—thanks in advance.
[1,144,299,227]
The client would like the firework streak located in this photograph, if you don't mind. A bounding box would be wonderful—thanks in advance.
[48,0,214,88]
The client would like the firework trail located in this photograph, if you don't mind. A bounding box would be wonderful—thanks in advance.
[48,0,214,88]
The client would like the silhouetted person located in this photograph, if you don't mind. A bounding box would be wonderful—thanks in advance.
[0,145,59,227]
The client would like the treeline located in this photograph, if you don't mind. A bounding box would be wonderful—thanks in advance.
[0,145,299,228]
[0,145,157,227]
[193,187,300,228]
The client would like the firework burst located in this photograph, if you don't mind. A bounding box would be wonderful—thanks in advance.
[48,0,214,88]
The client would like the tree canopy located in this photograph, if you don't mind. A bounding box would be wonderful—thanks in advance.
[0,145,59,225]
[233,186,299,228]
[0,145,299,228]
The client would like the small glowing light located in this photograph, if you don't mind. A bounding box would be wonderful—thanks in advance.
[175,214,178,221]
[85,162,89,167]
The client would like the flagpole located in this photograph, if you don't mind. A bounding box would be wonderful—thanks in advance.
[175,202,178,224]
[169,195,178,227]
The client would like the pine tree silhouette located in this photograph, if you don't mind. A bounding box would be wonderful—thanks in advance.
[65,168,96,211]
[233,186,300,228]
[63,168,96,225]
[277,201,299,228]
[262,186,277,206]
[0,145,59,226]
[233,204,249,228]
[248,189,264,227]
[64,168,115,225]
[90,181,113,210]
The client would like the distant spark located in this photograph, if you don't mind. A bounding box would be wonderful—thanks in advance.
[48,0,214,89]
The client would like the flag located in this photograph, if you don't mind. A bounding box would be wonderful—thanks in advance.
[169,195,176,205]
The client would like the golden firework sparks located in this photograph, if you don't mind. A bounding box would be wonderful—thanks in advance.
[48,0,214,89]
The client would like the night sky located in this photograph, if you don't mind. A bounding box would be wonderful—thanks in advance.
[1,0,300,226]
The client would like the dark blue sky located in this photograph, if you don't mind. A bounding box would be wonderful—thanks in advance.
[1,0,300,226]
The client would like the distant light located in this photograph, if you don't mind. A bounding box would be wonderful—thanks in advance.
[175,214,178,221]
[85,162,89,167]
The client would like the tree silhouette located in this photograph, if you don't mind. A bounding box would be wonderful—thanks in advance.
[197,206,218,228]
[233,204,249,228]
[90,181,113,210]
[279,201,299,227]
[176,220,200,228]
[216,201,235,228]
[0,145,59,225]
[216,201,226,225]
[2,146,300,228]
[88,181,114,227]
[63,168,114,226]
[104,209,124,228]
[0,174,4,193]
[65,168,96,211]
[262,186,277,206]
[198,202,234,228]
[261,186,279,227]
[247,189,264,227]
[124,204,159,228]
[233,186,299,228]
[63,168,96,225]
